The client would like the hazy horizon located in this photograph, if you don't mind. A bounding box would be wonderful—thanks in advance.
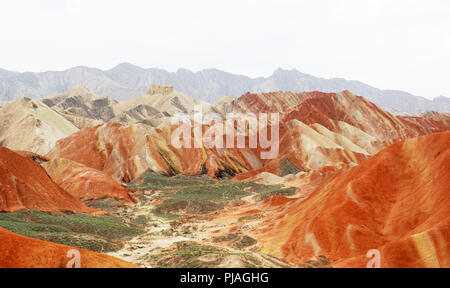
[1,63,448,102]
[0,0,449,99]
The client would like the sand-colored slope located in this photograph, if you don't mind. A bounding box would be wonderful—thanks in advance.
[244,132,450,268]
[113,85,210,128]
[43,158,136,204]
[276,120,369,171]
[234,119,371,180]
[42,87,116,129]
[0,98,79,155]
[0,147,93,213]
[0,227,139,268]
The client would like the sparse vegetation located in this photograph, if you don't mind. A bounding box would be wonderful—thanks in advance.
[151,211,180,220]
[85,198,124,210]
[89,173,296,268]
[127,172,215,191]
[239,214,264,222]
[258,187,297,199]
[0,172,297,267]
[233,235,257,249]
[131,215,150,227]
[0,210,144,252]
[146,242,264,268]
[279,159,301,176]
[128,171,297,219]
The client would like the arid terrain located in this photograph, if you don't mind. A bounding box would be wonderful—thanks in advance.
[0,86,449,268]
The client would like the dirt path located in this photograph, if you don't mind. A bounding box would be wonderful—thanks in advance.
[107,191,292,268]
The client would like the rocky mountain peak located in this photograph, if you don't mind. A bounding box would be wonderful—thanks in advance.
[147,85,174,96]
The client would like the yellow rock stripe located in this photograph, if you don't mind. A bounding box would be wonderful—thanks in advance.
[412,232,440,268]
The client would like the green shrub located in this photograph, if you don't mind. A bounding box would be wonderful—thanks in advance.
[0,211,144,252]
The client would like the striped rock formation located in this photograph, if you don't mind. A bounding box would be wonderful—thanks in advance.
[46,122,259,181]
[42,158,136,204]
[46,91,450,182]
[233,90,450,179]
[112,85,210,128]
[215,90,450,144]
[237,132,450,268]
[0,147,94,213]
[42,87,116,129]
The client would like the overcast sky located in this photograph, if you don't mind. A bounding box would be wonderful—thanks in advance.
[0,0,448,99]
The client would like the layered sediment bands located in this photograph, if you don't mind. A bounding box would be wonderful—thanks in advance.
[283,90,450,144]
[0,148,93,213]
[112,85,210,128]
[0,98,79,155]
[47,90,450,182]
[0,227,139,268]
[42,87,117,129]
[246,132,450,268]
[219,90,450,145]
[212,91,321,115]
[233,90,450,180]
[43,158,136,204]
[234,119,374,180]
[46,122,261,182]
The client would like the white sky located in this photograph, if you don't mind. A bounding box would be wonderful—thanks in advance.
[0,0,448,99]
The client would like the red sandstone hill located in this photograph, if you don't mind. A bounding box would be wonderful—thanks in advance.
[229,91,450,143]
[0,227,139,268]
[46,91,450,182]
[235,91,450,179]
[46,122,260,181]
[241,132,450,268]
[42,158,136,204]
[0,147,94,213]
[283,91,450,142]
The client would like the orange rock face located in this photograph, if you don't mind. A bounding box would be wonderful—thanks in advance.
[46,90,450,183]
[0,147,94,214]
[235,90,450,180]
[46,122,261,181]
[43,158,136,204]
[0,227,139,268]
[283,91,450,143]
[230,90,450,143]
[245,132,450,268]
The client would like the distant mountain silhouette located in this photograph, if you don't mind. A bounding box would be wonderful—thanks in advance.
[0,63,449,114]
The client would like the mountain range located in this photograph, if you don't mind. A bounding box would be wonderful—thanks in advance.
[0,83,449,267]
[1,63,449,115]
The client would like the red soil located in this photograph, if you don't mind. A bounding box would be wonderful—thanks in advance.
[235,91,450,181]
[46,122,260,182]
[0,227,139,268]
[252,132,450,268]
[43,158,136,204]
[0,147,94,214]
